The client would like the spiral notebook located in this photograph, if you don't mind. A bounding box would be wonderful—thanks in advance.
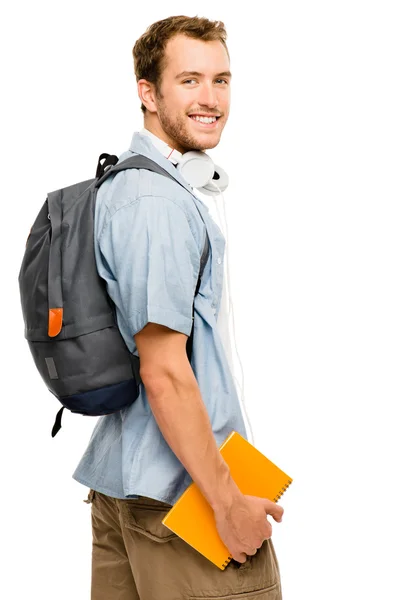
[162,430,293,570]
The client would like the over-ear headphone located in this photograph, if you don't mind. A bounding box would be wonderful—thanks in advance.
[139,128,229,196]
[176,151,229,196]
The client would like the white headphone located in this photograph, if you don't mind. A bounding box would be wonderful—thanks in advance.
[176,150,229,196]
[139,129,229,196]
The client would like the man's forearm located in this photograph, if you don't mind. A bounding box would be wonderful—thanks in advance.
[142,367,241,512]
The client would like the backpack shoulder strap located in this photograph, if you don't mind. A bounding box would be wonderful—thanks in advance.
[186,230,210,363]
[96,151,211,297]
[96,152,211,363]
[95,154,179,188]
[196,230,210,295]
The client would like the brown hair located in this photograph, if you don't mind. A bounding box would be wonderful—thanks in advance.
[132,15,229,114]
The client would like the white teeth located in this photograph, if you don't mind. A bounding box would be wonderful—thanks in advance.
[191,115,217,124]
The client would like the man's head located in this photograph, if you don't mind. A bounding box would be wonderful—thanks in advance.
[133,15,231,153]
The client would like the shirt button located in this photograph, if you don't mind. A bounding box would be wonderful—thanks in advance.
[217,257,222,264]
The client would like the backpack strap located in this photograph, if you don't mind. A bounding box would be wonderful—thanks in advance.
[95,154,178,189]
[186,230,210,363]
[95,153,211,362]
[197,231,210,295]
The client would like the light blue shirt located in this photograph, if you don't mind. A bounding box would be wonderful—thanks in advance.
[72,131,248,504]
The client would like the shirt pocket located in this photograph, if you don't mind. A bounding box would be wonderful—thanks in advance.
[119,499,179,543]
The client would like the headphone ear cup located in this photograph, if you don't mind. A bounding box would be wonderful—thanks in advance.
[176,151,215,189]
[198,164,229,196]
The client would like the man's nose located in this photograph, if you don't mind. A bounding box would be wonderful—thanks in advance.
[198,82,218,108]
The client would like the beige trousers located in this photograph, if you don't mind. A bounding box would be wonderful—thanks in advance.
[85,488,282,599]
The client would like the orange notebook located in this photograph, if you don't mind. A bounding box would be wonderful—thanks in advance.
[162,430,293,570]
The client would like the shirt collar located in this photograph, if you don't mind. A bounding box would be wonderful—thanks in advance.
[128,129,196,197]
[138,128,183,165]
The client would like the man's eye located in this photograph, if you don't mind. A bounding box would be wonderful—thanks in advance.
[183,79,229,85]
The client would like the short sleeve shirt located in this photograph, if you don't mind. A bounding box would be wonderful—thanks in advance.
[72,131,248,503]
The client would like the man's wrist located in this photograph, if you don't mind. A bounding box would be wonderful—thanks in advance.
[210,473,241,514]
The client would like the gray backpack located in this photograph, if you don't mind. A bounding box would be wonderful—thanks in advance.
[18,153,209,437]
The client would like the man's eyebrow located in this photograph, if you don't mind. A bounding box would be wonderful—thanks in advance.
[175,70,232,79]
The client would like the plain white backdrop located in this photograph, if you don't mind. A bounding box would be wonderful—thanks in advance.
[2,1,399,598]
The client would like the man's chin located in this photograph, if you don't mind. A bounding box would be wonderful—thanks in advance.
[171,124,222,152]
[184,135,221,152]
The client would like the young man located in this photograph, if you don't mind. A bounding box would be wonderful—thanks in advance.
[73,15,284,599]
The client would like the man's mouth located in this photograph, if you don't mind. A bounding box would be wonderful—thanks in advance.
[188,115,221,127]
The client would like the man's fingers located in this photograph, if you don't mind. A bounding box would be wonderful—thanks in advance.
[265,500,284,522]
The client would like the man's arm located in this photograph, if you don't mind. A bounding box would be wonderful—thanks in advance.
[134,322,241,512]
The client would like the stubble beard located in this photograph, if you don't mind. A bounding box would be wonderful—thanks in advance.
[157,99,219,152]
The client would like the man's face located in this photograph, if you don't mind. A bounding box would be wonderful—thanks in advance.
[150,34,231,153]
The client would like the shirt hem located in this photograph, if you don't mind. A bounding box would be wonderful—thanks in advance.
[72,473,177,505]
[72,474,133,500]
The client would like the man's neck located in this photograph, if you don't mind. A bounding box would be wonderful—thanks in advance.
[142,121,184,153]
[140,126,183,165]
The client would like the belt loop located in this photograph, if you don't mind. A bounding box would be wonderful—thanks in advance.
[83,489,96,504]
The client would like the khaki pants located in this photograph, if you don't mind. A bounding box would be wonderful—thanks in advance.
[85,488,282,599]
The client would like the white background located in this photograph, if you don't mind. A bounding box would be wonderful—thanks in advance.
[2,1,399,598]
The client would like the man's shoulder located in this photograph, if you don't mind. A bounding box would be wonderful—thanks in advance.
[97,150,191,216]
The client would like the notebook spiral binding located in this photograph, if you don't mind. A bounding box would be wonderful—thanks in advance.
[221,556,233,570]
[273,479,292,503]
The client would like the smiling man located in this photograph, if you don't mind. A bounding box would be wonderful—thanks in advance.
[73,15,283,600]
[138,33,231,152]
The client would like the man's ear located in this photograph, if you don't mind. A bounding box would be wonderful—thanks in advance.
[137,79,158,113]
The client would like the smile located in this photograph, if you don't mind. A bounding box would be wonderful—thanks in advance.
[189,115,220,128]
